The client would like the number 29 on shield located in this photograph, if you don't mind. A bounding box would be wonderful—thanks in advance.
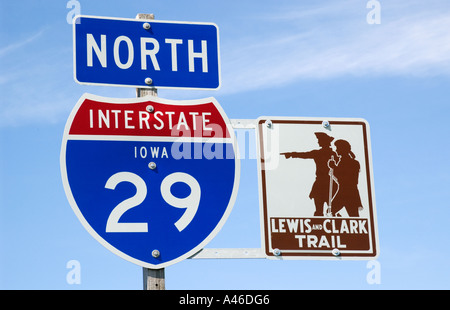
[104,171,201,233]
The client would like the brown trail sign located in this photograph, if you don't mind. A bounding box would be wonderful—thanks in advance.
[256,117,379,259]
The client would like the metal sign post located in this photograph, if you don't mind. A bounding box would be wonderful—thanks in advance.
[133,88,166,288]
[136,13,165,291]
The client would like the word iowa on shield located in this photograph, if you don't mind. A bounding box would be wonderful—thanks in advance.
[60,93,240,269]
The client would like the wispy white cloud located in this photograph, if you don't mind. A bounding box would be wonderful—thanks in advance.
[0,27,77,127]
[218,1,450,95]
[0,28,47,88]
[0,29,45,58]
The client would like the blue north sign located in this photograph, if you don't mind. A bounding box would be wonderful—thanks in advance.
[73,15,221,90]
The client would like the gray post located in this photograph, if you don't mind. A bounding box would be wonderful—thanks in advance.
[136,12,165,291]
[143,267,165,290]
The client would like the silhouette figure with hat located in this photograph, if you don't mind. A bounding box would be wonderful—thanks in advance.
[282,132,338,216]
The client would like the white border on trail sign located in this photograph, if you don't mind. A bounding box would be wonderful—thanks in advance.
[256,117,379,260]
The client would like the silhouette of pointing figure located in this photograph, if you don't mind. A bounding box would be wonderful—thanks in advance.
[282,132,337,216]
[327,139,363,217]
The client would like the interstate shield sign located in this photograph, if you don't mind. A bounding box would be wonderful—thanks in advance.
[60,93,240,269]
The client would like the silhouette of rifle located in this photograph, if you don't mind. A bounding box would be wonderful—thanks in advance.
[327,156,339,217]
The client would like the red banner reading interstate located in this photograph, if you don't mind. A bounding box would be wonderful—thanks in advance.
[69,98,230,138]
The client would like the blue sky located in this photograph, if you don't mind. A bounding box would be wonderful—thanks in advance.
[1,0,450,289]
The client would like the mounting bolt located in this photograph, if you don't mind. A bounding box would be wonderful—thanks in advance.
[265,120,273,129]
[322,120,330,128]
[148,162,156,170]
[273,248,281,256]
[332,248,340,256]
[143,22,151,30]
[152,249,160,258]
[146,105,154,113]
[145,77,153,85]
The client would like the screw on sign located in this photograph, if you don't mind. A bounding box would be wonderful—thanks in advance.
[60,93,240,269]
